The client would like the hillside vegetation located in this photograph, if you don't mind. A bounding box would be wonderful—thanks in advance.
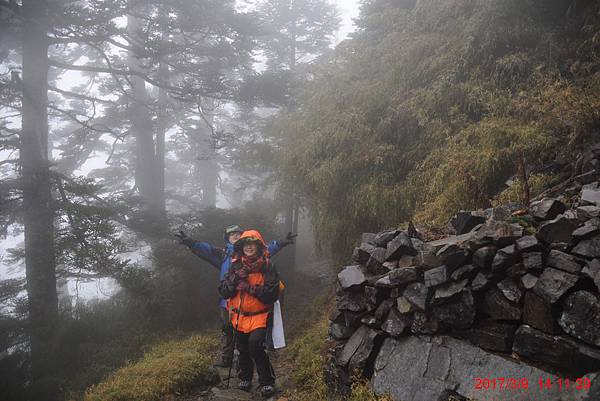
[275,0,600,252]
[83,335,218,401]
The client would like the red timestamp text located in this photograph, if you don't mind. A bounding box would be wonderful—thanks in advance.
[538,377,591,391]
[474,377,530,390]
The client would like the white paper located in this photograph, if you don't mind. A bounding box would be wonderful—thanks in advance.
[272,300,286,349]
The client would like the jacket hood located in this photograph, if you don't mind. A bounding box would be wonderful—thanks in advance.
[233,230,268,253]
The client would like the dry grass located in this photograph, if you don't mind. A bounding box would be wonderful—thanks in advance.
[83,335,218,401]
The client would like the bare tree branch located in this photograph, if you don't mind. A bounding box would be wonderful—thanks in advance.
[48,59,188,95]
[48,85,115,105]
[47,103,117,136]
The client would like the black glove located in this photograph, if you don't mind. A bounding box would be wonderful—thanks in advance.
[279,232,297,247]
[174,230,195,248]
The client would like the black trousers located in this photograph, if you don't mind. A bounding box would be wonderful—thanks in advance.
[235,327,275,386]
[220,308,234,363]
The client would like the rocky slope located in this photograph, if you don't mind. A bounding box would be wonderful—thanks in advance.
[328,148,600,401]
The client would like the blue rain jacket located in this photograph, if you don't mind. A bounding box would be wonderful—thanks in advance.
[191,239,284,309]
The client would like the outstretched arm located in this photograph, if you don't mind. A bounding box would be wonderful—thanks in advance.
[175,231,222,269]
[190,242,223,270]
[267,232,297,257]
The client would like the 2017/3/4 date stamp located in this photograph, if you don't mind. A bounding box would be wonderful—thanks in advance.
[473,377,592,391]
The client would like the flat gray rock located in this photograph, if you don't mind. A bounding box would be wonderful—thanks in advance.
[560,291,600,347]
[396,296,415,314]
[520,273,538,290]
[338,265,366,289]
[403,282,429,310]
[537,215,576,244]
[582,259,600,290]
[497,278,523,303]
[373,230,400,247]
[434,244,467,269]
[424,265,448,287]
[573,236,600,259]
[387,266,418,286]
[491,245,515,272]
[533,267,579,304]
[573,218,600,240]
[472,245,497,269]
[433,279,468,304]
[530,198,566,220]
[546,249,582,274]
[450,264,477,280]
[381,308,412,337]
[467,320,518,353]
[582,185,600,206]
[480,287,521,320]
[372,335,592,401]
[362,232,377,244]
[449,211,486,234]
[336,325,371,366]
[354,242,376,264]
[515,235,540,252]
[473,220,524,247]
[471,272,491,292]
[513,325,600,376]
[431,290,475,329]
[577,205,600,221]
[522,251,543,271]
[523,291,556,334]
[385,232,417,260]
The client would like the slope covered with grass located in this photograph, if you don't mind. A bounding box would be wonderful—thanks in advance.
[83,335,218,401]
[275,0,600,253]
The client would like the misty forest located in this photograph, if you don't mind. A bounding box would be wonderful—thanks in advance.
[2,0,600,401]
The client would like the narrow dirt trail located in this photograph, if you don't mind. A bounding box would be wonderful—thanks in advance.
[208,353,293,401]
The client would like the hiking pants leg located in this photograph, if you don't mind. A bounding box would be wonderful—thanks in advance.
[248,328,275,386]
[220,308,234,363]
[236,331,254,382]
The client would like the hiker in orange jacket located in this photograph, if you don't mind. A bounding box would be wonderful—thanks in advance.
[219,230,279,398]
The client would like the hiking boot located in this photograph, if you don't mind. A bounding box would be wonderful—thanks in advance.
[238,380,252,392]
[260,384,276,398]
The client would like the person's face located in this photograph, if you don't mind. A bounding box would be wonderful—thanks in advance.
[228,232,241,244]
[243,242,258,257]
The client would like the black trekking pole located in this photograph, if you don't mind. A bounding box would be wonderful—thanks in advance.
[226,292,244,389]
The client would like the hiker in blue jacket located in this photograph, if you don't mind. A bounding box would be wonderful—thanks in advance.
[175,224,296,367]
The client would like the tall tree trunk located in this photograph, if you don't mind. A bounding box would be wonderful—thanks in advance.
[127,6,164,218]
[155,61,168,214]
[196,99,218,208]
[21,0,59,398]
[283,3,298,266]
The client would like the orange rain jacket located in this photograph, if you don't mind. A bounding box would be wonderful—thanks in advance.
[219,230,280,333]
